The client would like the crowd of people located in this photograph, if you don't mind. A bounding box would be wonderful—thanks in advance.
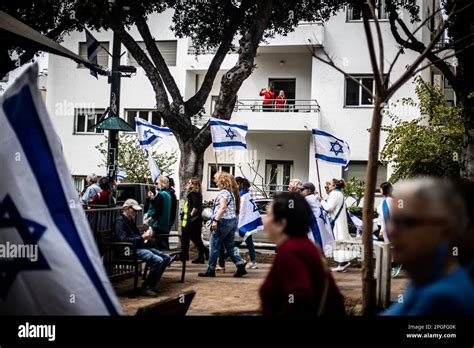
[84,169,473,315]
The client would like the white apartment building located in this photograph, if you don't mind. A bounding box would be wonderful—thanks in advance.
[42,1,442,200]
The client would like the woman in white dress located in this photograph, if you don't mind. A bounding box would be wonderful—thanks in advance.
[321,179,352,272]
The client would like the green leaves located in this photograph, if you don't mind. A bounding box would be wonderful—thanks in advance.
[95,133,177,183]
[380,78,464,182]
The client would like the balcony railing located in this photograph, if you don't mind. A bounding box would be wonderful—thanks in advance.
[234,99,320,113]
[191,99,320,127]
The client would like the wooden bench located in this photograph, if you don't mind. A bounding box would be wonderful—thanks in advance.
[98,229,186,295]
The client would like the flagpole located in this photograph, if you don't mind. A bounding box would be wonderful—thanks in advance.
[316,157,323,197]
[214,151,219,173]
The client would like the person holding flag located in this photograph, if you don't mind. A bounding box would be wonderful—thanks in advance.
[135,117,173,183]
[236,177,263,269]
[298,182,334,257]
[321,179,353,272]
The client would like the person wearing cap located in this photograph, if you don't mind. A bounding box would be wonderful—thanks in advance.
[298,182,334,257]
[113,198,172,297]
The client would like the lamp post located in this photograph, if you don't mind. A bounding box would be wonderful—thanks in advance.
[90,32,135,204]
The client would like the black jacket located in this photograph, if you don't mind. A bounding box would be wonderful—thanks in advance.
[167,188,178,226]
[112,214,144,249]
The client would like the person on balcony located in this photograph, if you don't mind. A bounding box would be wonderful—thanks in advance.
[259,85,275,112]
[275,90,287,111]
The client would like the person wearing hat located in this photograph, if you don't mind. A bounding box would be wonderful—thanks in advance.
[298,182,334,257]
[113,198,172,297]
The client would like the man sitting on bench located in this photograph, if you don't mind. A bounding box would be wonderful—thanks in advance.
[113,199,172,297]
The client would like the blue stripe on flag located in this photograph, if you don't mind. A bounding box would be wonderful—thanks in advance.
[316,153,347,165]
[239,218,263,235]
[135,120,172,133]
[309,214,323,248]
[139,135,160,146]
[312,129,345,143]
[213,141,247,149]
[3,85,119,316]
[210,120,248,131]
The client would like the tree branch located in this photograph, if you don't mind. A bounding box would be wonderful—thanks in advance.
[361,1,383,93]
[185,0,251,116]
[129,4,183,105]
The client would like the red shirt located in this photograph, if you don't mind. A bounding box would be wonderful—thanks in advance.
[275,96,287,108]
[260,90,275,105]
[260,236,345,317]
[90,190,110,205]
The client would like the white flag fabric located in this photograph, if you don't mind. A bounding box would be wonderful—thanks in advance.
[305,194,335,257]
[312,129,351,168]
[0,65,122,315]
[210,117,247,151]
[238,190,264,240]
[135,117,172,183]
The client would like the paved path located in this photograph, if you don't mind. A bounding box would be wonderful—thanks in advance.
[117,262,407,315]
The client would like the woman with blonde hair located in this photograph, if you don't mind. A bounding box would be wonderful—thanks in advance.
[198,171,247,277]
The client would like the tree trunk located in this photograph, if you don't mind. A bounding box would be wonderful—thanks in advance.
[177,138,205,198]
[362,99,384,315]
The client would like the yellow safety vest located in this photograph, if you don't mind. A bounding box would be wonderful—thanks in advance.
[182,200,189,228]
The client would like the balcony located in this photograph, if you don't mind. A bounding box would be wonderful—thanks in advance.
[191,99,320,132]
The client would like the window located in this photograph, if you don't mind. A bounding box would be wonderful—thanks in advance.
[73,176,86,193]
[78,42,110,68]
[265,160,293,193]
[342,161,387,188]
[128,41,177,67]
[208,164,235,190]
[347,0,388,21]
[345,75,387,107]
[74,108,105,134]
[124,110,162,131]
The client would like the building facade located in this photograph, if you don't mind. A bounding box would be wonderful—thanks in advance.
[43,2,437,199]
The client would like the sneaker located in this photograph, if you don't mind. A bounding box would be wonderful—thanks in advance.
[246,262,258,269]
[233,264,247,277]
[198,269,216,277]
[331,263,351,272]
[216,265,225,273]
[140,287,158,297]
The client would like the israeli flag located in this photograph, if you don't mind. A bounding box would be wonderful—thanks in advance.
[312,129,351,168]
[238,190,264,240]
[85,28,101,79]
[116,168,126,181]
[135,118,172,183]
[0,65,122,315]
[305,195,335,257]
[348,211,363,237]
[210,117,247,151]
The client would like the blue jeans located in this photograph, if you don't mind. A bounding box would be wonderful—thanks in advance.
[245,235,256,263]
[208,218,244,270]
[136,248,171,288]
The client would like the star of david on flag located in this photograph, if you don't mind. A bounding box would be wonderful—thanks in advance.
[312,129,351,169]
[210,117,247,151]
[136,117,173,183]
